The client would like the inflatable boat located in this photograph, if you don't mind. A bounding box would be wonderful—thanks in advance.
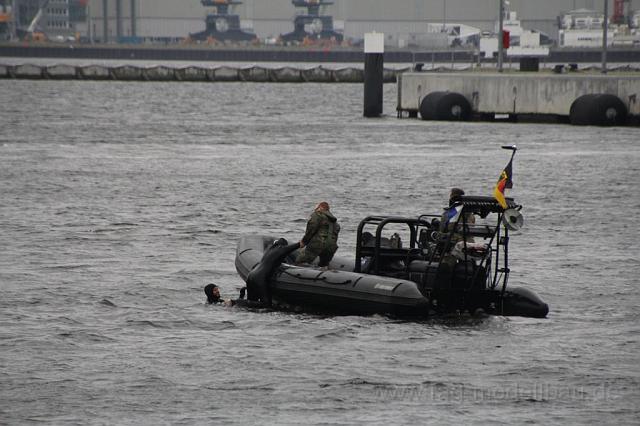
[234,195,549,319]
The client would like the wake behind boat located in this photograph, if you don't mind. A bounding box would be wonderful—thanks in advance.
[234,194,549,319]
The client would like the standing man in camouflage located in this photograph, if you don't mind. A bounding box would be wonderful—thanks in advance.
[296,201,340,268]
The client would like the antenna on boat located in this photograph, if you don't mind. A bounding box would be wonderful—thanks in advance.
[501,145,517,151]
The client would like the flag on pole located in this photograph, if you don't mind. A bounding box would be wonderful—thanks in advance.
[493,158,513,209]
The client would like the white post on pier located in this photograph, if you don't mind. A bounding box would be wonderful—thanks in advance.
[363,32,384,117]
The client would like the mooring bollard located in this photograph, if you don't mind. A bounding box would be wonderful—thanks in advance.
[363,32,384,117]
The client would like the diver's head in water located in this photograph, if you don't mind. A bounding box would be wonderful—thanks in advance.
[204,283,221,304]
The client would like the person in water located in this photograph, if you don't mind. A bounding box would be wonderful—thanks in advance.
[296,201,340,267]
[204,283,261,308]
[204,283,231,305]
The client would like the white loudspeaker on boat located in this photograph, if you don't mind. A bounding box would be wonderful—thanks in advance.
[502,208,524,231]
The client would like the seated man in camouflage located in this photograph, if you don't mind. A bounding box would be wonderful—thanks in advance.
[436,188,476,287]
[296,201,340,268]
[439,187,475,246]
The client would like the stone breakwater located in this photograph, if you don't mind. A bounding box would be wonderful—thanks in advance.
[0,63,405,83]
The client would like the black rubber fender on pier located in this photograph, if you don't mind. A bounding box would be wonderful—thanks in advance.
[419,91,472,121]
[569,94,627,126]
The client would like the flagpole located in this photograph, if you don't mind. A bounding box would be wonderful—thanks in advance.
[501,144,517,163]
[494,145,518,302]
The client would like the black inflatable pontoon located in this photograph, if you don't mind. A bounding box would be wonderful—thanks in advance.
[234,195,549,318]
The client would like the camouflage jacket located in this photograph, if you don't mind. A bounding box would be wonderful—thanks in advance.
[440,208,475,245]
[302,210,340,247]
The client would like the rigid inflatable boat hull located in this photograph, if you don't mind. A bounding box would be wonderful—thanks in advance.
[235,235,548,318]
[272,267,431,316]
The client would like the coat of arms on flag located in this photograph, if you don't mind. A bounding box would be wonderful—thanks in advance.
[493,146,516,209]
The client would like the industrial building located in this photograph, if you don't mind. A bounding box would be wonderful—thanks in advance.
[1,0,87,41]
[3,0,639,46]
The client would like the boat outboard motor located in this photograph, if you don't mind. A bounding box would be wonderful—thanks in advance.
[501,287,549,318]
[246,238,300,307]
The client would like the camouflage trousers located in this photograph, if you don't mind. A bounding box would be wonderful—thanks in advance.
[296,241,338,267]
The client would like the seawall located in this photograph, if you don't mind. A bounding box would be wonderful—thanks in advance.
[2,43,640,64]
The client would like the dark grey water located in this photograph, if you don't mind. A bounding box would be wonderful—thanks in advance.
[1,79,639,425]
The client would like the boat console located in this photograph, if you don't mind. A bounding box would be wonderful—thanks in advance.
[354,195,523,297]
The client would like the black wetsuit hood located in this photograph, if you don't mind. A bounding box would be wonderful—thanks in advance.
[204,283,221,304]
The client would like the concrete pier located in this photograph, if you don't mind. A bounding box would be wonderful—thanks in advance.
[397,72,640,125]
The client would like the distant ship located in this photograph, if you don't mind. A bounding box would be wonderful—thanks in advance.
[479,8,552,58]
[190,0,257,42]
[558,8,640,47]
[280,0,343,44]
